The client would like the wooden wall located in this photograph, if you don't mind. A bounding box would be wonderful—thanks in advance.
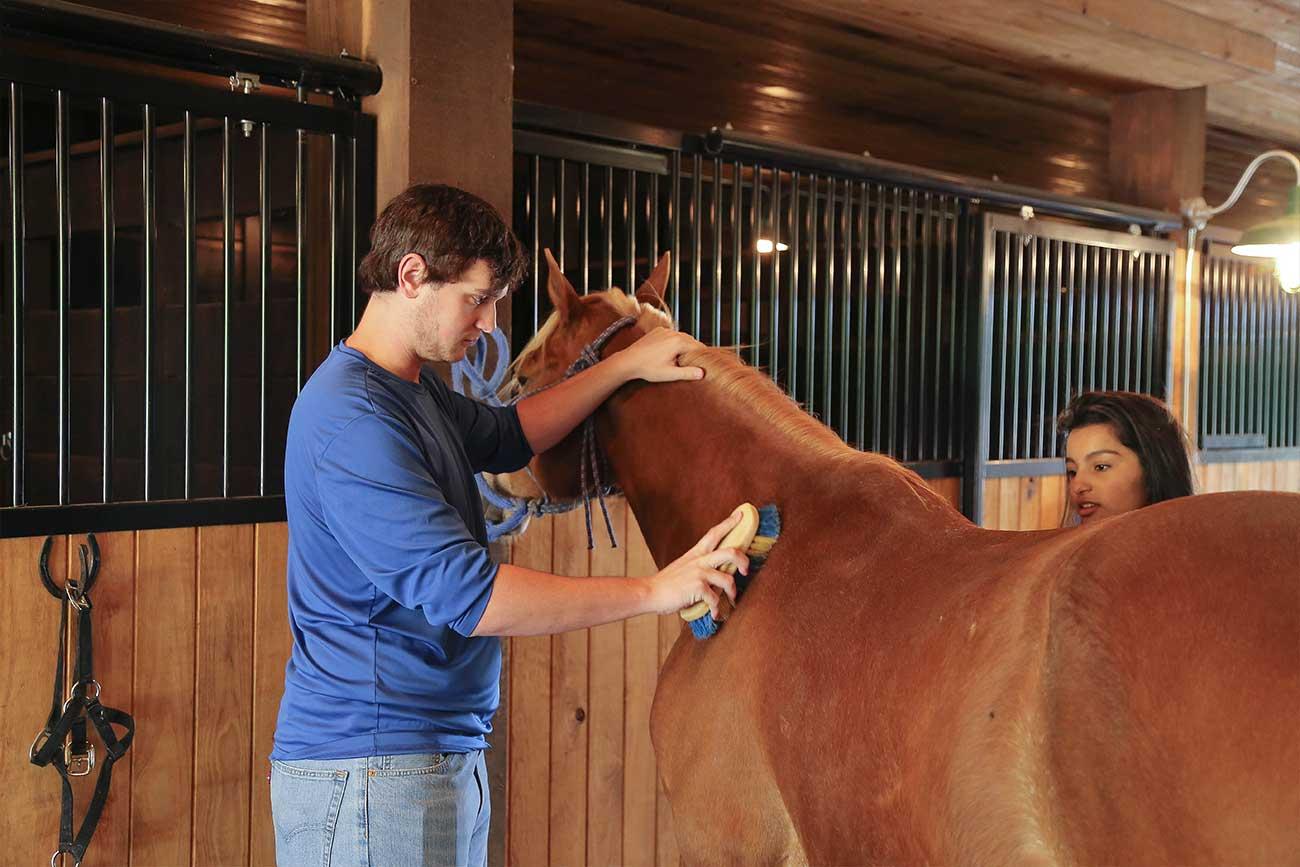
[0,475,957,866]
[1,525,290,867]
[979,461,1300,531]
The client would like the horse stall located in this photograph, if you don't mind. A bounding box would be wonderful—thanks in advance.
[2,0,1298,865]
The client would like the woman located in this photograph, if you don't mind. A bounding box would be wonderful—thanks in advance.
[1057,390,1195,526]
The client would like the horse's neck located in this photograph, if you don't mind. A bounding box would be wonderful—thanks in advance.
[597,366,940,566]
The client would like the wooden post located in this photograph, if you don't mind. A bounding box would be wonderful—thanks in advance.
[1109,86,1205,438]
[308,1,515,863]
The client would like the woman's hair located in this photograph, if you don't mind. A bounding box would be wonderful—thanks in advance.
[1057,390,1196,507]
[356,184,528,294]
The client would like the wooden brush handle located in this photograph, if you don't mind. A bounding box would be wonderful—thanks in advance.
[679,503,759,623]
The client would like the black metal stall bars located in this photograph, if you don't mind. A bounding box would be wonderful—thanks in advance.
[0,0,378,537]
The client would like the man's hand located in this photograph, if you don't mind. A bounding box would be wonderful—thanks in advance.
[614,328,706,384]
[641,509,749,620]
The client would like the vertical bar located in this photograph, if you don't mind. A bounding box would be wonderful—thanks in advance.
[627,168,636,297]
[8,82,24,506]
[930,195,943,458]
[1035,236,1049,458]
[692,154,702,336]
[751,163,762,367]
[918,194,932,460]
[1123,252,1136,390]
[947,202,959,460]
[823,178,836,422]
[1134,252,1147,393]
[899,189,915,458]
[648,171,658,272]
[328,133,338,345]
[873,184,886,452]
[837,179,850,439]
[1009,231,1024,461]
[1023,234,1038,459]
[731,161,742,347]
[995,233,1009,459]
[556,158,566,273]
[142,102,156,501]
[350,135,359,328]
[965,212,996,523]
[771,168,782,382]
[670,151,681,323]
[100,97,114,502]
[222,116,232,497]
[857,182,870,450]
[529,154,539,329]
[295,86,307,392]
[1198,253,1211,443]
[887,187,901,457]
[806,173,819,414]
[604,165,614,294]
[1051,239,1067,453]
[184,110,195,497]
[712,157,723,347]
[786,170,799,393]
[259,122,270,494]
[56,90,70,504]
[580,163,590,292]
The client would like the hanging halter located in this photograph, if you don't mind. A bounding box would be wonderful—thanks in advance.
[452,314,639,548]
[30,535,135,867]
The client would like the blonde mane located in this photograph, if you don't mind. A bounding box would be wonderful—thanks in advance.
[508,288,672,383]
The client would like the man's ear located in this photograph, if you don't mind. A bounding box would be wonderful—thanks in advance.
[635,251,671,307]
[544,249,582,320]
[396,252,428,297]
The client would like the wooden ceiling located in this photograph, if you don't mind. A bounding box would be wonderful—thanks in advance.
[56,0,1300,229]
[514,0,1300,229]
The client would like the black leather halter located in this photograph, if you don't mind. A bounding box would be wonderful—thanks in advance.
[30,535,135,867]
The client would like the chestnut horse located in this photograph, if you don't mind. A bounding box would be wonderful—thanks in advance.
[494,252,1300,865]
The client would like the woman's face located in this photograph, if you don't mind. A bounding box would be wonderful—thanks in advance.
[1064,422,1148,524]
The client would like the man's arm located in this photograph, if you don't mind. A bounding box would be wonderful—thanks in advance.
[471,508,748,637]
[514,328,705,454]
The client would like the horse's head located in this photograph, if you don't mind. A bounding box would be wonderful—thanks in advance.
[484,249,675,517]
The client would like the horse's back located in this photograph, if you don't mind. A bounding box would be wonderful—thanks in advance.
[1042,491,1300,865]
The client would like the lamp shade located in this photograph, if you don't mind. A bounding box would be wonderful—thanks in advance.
[1231,185,1300,292]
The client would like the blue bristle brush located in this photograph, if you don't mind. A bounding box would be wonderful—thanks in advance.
[678,502,781,640]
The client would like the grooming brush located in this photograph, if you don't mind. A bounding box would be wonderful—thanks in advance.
[679,502,781,640]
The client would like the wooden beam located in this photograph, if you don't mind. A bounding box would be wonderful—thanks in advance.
[1109,86,1207,211]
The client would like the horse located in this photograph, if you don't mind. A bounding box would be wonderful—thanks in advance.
[491,251,1300,865]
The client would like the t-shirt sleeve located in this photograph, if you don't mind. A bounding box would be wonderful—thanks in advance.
[441,385,534,474]
[315,412,497,636]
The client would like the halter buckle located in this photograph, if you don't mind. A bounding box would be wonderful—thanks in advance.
[65,742,95,776]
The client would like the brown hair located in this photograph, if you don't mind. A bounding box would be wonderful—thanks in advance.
[357,184,528,294]
[1057,390,1195,508]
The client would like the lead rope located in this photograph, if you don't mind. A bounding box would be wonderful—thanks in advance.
[451,315,638,548]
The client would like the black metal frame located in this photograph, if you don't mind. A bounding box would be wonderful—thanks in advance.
[1197,239,1298,461]
[1,13,377,538]
[0,0,382,100]
[963,212,1177,523]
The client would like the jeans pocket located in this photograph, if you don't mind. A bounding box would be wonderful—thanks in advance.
[270,761,349,867]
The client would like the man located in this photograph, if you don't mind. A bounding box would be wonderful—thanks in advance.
[270,184,744,866]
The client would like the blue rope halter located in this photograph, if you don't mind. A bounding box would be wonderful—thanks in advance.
[451,315,639,548]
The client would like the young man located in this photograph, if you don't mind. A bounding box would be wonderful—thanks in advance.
[270,184,744,867]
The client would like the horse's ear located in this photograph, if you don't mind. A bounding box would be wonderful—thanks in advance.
[635,251,671,306]
[544,249,582,320]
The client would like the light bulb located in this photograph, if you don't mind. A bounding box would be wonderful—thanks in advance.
[1276,244,1299,294]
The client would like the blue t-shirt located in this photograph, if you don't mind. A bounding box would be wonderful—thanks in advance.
[271,341,533,760]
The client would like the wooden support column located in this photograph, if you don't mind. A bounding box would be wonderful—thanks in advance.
[308,2,515,863]
[1109,86,1206,438]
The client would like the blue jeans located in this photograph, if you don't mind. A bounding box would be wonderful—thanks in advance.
[270,751,489,867]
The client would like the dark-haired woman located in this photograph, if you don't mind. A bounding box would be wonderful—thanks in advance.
[1057,390,1195,525]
